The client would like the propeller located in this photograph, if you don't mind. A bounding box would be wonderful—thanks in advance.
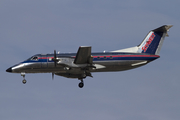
[52,50,57,67]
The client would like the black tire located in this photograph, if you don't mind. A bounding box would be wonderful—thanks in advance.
[78,82,84,88]
[22,79,27,84]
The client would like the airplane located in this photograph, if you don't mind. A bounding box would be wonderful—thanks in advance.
[6,25,172,88]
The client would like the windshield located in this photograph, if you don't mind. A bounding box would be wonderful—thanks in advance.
[26,56,39,61]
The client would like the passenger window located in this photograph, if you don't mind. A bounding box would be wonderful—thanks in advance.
[104,56,107,59]
[110,56,113,59]
[97,57,100,59]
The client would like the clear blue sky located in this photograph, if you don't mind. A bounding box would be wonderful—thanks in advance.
[0,0,180,120]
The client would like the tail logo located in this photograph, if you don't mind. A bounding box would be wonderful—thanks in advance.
[142,32,156,52]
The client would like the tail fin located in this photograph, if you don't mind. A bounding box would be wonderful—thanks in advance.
[138,25,173,55]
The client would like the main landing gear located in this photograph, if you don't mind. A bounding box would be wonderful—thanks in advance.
[78,79,84,88]
[21,72,27,84]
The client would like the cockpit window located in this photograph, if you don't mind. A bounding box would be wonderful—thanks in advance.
[31,56,38,61]
[26,56,39,61]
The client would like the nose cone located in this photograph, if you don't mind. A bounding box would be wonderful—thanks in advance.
[6,67,12,72]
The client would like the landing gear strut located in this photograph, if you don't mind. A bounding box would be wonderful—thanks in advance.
[21,72,27,84]
[78,79,84,88]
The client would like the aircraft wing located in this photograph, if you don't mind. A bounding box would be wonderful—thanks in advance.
[74,46,92,64]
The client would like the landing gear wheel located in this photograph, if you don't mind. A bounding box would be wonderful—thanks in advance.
[22,79,27,84]
[78,82,84,88]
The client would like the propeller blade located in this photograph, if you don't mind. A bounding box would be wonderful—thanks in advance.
[53,50,57,67]
[52,73,54,80]
[54,50,56,59]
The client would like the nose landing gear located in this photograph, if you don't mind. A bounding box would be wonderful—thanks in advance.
[21,72,27,84]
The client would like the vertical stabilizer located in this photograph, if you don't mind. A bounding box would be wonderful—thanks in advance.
[138,25,173,55]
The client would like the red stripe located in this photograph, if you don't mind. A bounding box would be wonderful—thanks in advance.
[93,55,159,58]
[39,57,54,59]
[38,55,159,59]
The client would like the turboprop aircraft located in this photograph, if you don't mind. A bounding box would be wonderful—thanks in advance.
[6,25,172,88]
